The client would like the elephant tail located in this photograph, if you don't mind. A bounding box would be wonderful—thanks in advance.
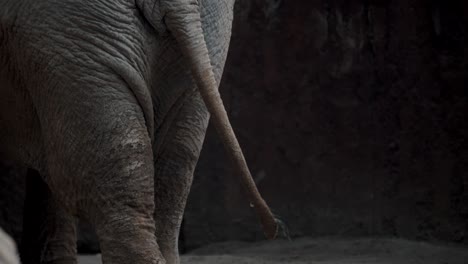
[163,1,279,240]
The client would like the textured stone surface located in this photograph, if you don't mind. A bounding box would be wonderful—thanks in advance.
[183,0,468,249]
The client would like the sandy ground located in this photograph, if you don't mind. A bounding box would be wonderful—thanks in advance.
[78,237,468,264]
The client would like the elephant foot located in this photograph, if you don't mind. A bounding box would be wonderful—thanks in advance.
[159,244,180,264]
[94,210,166,264]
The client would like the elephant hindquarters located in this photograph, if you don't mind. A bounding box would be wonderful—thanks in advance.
[30,76,164,263]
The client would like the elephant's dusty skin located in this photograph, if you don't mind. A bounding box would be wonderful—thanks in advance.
[0,0,272,263]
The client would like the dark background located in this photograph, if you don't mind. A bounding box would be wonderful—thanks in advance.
[184,0,468,249]
[2,0,468,252]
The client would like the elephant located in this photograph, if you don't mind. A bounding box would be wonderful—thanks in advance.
[0,227,20,264]
[0,0,277,263]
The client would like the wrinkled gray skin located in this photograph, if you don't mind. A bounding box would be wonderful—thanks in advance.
[0,0,234,263]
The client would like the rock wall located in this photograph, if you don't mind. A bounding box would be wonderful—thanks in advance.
[183,0,468,249]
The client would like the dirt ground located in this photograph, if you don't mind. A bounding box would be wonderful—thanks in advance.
[78,237,468,264]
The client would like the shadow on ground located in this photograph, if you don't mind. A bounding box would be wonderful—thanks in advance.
[78,237,468,264]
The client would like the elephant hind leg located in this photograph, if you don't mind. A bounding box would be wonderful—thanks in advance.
[88,158,165,264]
[60,114,163,264]
[20,169,77,264]
[85,153,165,264]
[93,209,164,264]
[32,76,166,263]
[153,92,209,264]
[67,138,164,264]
